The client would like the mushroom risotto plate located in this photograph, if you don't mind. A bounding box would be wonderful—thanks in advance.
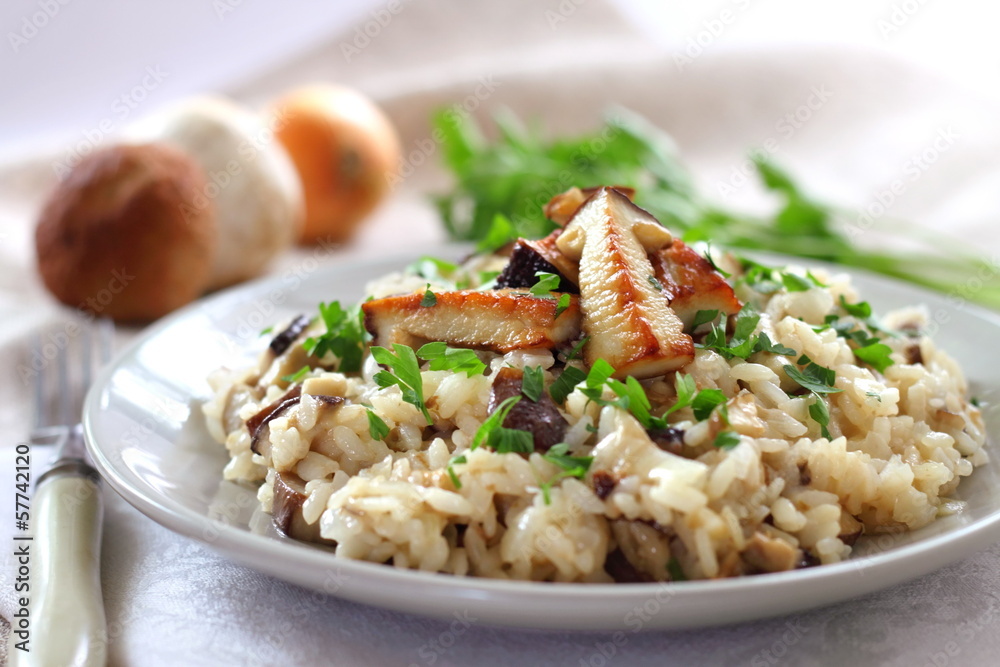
[84,194,1000,629]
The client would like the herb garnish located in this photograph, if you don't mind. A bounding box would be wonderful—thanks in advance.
[416,342,487,377]
[530,271,561,297]
[280,366,310,383]
[667,557,688,581]
[783,355,841,438]
[713,430,741,450]
[371,344,432,424]
[538,443,594,504]
[447,454,467,489]
[521,366,544,402]
[420,284,437,307]
[471,396,532,453]
[549,366,587,405]
[302,301,368,372]
[366,409,390,441]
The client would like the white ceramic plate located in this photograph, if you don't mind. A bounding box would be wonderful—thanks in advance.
[83,251,1000,631]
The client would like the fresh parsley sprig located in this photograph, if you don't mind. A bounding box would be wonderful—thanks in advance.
[783,355,842,438]
[538,443,594,504]
[302,301,368,373]
[371,344,432,424]
[416,342,487,377]
[471,396,533,453]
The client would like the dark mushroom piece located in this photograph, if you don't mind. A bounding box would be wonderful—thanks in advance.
[268,314,311,356]
[272,471,336,545]
[488,366,568,453]
[494,236,578,293]
[247,386,343,457]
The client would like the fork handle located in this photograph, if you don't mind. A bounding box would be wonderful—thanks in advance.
[13,468,107,667]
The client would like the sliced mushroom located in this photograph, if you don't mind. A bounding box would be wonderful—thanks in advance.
[488,366,567,452]
[543,185,636,227]
[272,472,335,544]
[362,289,582,353]
[649,239,741,330]
[555,187,693,379]
[494,234,578,292]
[267,314,311,356]
[247,387,343,457]
[742,531,800,573]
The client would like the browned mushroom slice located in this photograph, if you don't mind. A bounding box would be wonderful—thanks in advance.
[649,239,741,330]
[272,472,335,545]
[494,234,578,292]
[488,366,567,452]
[267,314,311,356]
[362,289,582,353]
[555,187,693,379]
[247,387,343,457]
[543,185,636,227]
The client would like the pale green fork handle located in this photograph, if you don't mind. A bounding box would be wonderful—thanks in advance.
[10,471,107,667]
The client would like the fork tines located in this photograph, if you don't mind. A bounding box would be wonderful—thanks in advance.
[31,317,114,447]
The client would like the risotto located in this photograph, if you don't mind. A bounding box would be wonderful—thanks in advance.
[203,186,987,582]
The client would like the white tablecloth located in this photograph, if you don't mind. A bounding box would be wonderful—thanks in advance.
[2,1,1000,665]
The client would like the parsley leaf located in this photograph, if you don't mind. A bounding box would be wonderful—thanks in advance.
[566,337,589,361]
[302,301,367,373]
[853,342,894,373]
[521,366,544,402]
[808,395,833,439]
[447,454,467,489]
[471,396,532,453]
[754,333,797,356]
[260,326,273,336]
[663,373,698,417]
[409,256,460,287]
[692,309,720,329]
[555,293,572,319]
[538,443,594,505]
[783,358,842,394]
[549,366,587,404]
[420,284,437,307]
[281,365,310,383]
[648,274,664,291]
[781,272,814,292]
[698,303,760,359]
[372,344,432,424]
[366,409,390,441]
[691,388,727,421]
[530,271,562,297]
[839,295,871,319]
[713,430,741,450]
[416,342,486,377]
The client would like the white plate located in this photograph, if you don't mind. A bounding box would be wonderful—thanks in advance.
[83,250,1000,631]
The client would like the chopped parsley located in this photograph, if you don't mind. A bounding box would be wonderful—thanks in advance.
[280,365,310,384]
[446,454,467,489]
[521,366,544,402]
[555,293,572,319]
[549,366,587,404]
[713,430,741,450]
[667,557,688,581]
[420,284,437,307]
[647,274,664,292]
[698,303,762,360]
[416,342,487,377]
[530,271,562,297]
[566,336,589,361]
[853,341,894,373]
[692,309,720,329]
[784,356,842,395]
[260,326,274,336]
[754,333,796,356]
[366,409,390,441]
[302,301,368,373]
[371,344,432,424]
[737,257,824,295]
[691,388,728,422]
[538,443,594,505]
[784,355,840,437]
[971,397,981,408]
[814,297,896,374]
[471,396,532,453]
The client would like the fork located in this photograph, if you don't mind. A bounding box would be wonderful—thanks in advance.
[12,318,113,667]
